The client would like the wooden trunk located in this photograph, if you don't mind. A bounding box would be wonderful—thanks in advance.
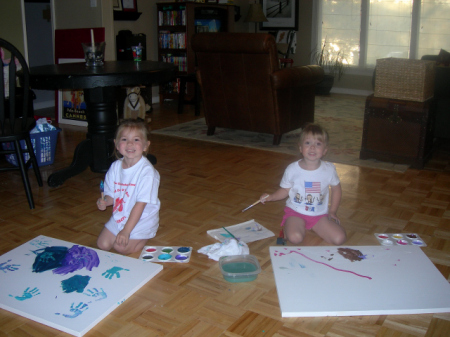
[360,95,436,169]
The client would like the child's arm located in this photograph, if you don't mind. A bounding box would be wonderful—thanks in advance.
[115,201,147,247]
[260,187,290,203]
[329,183,342,223]
[97,195,114,211]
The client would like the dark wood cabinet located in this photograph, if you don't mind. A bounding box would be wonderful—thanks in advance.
[156,2,234,103]
[360,95,436,169]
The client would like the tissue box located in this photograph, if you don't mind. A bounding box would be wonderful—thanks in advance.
[3,128,61,167]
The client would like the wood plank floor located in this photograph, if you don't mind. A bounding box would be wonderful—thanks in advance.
[1,97,450,336]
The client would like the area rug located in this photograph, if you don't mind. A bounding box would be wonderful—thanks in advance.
[152,94,409,172]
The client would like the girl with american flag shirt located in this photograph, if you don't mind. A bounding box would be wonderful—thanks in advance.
[260,124,346,245]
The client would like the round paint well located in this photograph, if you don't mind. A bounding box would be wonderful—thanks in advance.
[393,234,403,239]
[406,234,418,239]
[142,254,154,261]
[396,239,408,245]
[412,240,424,245]
[378,234,389,239]
[158,253,172,261]
[177,247,190,254]
[145,247,157,253]
[175,254,188,261]
[161,247,173,253]
[381,239,393,245]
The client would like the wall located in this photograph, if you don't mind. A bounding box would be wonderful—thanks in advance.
[0,0,26,58]
[52,0,115,61]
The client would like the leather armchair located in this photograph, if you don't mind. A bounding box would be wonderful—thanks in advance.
[191,33,324,145]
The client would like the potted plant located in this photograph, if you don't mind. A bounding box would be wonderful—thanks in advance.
[311,38,349,95]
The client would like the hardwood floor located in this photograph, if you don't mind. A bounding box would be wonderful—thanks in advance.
[1,98,449,336]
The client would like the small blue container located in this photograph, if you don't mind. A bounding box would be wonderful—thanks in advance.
[219,254,261,283]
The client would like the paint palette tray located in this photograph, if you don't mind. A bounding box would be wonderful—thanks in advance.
[374,233,427,247]
[139,246,192,263]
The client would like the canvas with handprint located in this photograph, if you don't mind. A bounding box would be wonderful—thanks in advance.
[0,235,162,336]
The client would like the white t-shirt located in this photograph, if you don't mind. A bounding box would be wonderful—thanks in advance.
[280,160,340,216]
[104,156,160,239]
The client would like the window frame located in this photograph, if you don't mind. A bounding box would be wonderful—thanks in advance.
[312,0,429,76]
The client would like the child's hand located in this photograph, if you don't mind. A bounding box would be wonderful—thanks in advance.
[97,198,107,211]
[260,194,270,203]
[115,230,130,247]
[328,213,341,225]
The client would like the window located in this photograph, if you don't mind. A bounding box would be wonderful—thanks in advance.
[313,0,450,72]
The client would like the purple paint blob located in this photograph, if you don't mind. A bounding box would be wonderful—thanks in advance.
[175,255,188,261]
[53,245,100,275]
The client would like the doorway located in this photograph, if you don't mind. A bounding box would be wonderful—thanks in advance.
[24,0,54,110]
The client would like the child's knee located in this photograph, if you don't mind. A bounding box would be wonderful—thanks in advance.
[287,231,305,245]
[331,231,347,245]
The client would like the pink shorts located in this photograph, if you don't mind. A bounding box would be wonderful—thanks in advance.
[280,207,328,230]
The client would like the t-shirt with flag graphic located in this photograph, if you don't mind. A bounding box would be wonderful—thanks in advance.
[280,160,340,216]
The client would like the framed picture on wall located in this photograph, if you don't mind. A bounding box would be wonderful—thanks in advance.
[57,58,88,127]
[260,0,299,31]
[121,0,137,12]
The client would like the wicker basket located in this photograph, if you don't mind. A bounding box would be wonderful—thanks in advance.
[374,58,435,102]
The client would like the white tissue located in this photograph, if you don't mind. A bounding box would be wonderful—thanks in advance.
[198,238,249,261]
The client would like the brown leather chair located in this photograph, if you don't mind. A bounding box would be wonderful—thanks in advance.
[191,33,324,145]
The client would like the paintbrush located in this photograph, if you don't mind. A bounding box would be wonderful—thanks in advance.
[241,195,268,212]
[100,180,104,200]
[222,227,238,241]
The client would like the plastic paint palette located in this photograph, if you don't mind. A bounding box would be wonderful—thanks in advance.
[139,246,192,263]
[374,233,427,247]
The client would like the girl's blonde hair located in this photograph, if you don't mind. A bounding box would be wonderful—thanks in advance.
[299,123,329,146]
[114,119,150,159]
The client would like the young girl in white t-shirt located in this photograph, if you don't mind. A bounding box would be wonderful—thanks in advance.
[260,124,346,245]
[96,119,160,254]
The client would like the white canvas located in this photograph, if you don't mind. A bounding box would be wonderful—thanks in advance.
[0,235,163,336]
[270,245,450,317]
[207,220,275,243]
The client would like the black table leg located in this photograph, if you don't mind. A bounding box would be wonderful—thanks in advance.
[47,87,117,187]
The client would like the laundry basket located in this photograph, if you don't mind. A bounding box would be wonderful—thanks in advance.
[3,128,61,167]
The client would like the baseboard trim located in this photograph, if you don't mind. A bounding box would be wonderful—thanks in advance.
[331,88,374,96]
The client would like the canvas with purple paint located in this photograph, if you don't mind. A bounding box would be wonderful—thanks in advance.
[0,235,162,337]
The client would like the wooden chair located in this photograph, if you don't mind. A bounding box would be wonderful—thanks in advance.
[0,38,43,209]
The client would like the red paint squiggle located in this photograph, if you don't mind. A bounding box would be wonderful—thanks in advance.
[274,249,372,280]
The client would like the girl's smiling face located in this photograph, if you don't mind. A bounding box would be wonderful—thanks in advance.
[299,133,327,163]
[115,128,150,167]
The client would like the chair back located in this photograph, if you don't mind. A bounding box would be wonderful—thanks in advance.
[191,33,281,134]
[0,38,31,136]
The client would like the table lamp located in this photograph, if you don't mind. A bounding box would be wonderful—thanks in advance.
[245,3,268,33]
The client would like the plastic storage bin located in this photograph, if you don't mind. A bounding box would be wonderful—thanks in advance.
[3,128,61,167]
[219,254,261,283]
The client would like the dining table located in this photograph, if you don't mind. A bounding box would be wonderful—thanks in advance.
[29,60,176,187]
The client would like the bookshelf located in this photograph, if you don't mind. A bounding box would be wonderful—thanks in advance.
[157,2,234,103]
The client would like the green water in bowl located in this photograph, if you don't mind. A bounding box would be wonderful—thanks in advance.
[222,262,258,283]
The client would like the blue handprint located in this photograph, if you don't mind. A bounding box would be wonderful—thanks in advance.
[9,287,40,301]
[84,288,107,301]
[0,260,19,273]
[55,302,88,318]
[102,266,129,279]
